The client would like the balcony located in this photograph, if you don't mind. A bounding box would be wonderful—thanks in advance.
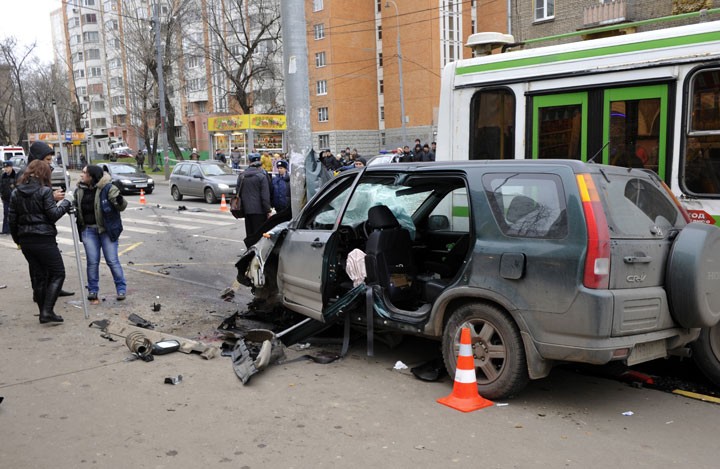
[583,0,627,27]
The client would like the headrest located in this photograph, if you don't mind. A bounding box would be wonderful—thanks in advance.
[506,195,537,223]
[367,205,400,230]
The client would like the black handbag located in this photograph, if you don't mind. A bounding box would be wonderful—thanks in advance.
[230,175,245,219]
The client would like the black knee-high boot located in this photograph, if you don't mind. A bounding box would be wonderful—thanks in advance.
[39,277,64,324]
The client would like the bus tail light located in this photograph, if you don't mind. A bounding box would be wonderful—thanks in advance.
[576,174,611,289]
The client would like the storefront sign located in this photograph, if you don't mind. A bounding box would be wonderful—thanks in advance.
[249,114,286,130]
[208,114,286,132]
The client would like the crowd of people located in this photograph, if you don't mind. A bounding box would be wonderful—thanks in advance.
[319,139,436,172]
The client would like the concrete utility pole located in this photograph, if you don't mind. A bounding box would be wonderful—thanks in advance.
[281,0,313,215]
[153,4,170,180]
[386,1,407,146]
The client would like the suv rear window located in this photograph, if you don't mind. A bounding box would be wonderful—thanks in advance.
[595,174,686,238]
[483,173,568,239]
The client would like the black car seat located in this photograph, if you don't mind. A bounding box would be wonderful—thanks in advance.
[424,234,471,279]
[364,205,415,305]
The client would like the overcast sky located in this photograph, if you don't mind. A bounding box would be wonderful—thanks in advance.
[3,0,59,63]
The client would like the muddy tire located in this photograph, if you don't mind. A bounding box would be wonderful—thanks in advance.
[171,185,183,201]
[692,325,720,387]
[442,303,528,400]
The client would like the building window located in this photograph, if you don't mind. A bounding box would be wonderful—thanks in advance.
[378,52,383,67]
[73,51,84,63]
[77,86,87,96]
[315,51,326,68]
[111,96,125,106]
[314,24,325,40]
[92,100,105,111]
[92,118,107,128]
[84,13,97,23]
[441,0,462,66]
[106,19,119,30]
[198,102,206,113]
[319,134,330,149]
[84,0,95,6]
[69,17,80,28]
[377,25,382,41]
[87,48,101,60]
[377,0,382,13]
[534,0,555,21]
[187,56,200,68]
[110,77,123,87]
[74,69,85,79]
[83,31,99,43]
[379,79,384,94]
[313,0,323,12]
[316,80,327,95]
[109,58,121,69]
[318,107,329,122]
[89,67,102,78]
[380,106,385,121]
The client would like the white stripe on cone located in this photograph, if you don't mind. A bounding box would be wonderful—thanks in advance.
[459,343,472,356]
[454,368,477,384]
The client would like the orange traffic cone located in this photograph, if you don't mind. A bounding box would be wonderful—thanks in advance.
[437,327,494,412]
[139,189,146,205]
[220,194,229,212]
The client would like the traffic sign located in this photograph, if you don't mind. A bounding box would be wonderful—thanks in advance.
[65,130,72,142]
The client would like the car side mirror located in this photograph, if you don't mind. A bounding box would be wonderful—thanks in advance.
[193,174,202,179]
[428,215,450,231]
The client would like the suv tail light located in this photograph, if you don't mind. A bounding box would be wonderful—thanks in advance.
[576,174,610,289]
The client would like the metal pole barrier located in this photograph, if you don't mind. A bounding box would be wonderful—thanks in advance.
[52,100,90,319]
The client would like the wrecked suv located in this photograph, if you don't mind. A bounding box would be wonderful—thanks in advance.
[237,160,720,398]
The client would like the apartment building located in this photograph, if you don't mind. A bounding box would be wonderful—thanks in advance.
[54,0,283,158]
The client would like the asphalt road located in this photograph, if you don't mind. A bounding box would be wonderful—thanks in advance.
[1,180,720,468]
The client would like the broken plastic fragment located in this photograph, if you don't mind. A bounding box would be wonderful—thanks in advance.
[393,360,408,370]
[622,411,634,416]
[164,375,182,385]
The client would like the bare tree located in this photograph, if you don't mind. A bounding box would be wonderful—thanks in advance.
[204,0,284,114]
[116,0,193,162]
[0,37,37,149]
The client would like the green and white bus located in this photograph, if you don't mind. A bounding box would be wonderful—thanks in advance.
[437,16,720,224]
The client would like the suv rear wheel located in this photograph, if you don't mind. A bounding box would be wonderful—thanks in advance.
[692,325,720,387]
[442,303,529,399]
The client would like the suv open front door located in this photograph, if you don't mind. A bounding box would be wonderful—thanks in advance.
[276,172,360,322]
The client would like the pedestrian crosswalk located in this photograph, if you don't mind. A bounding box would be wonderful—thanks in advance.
[0,209,238,250]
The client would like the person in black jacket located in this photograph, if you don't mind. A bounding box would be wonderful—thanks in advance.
[1,160,19,234]
[237,153,271,245]
[9,160,73,324]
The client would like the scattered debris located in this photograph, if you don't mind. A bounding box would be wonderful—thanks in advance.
[0,285,7,289]
[152,340,181,355]
[128,313,154,329]
[126,331,153,359]
[220,287,235,301]
[177,205,187,211]
[164,375,183,385]
[496,403,509,407]
[393,360,408,370]
[231,330,286,384]
[411,358,447,382]
[97,320,220,359]
[152,303,161,312]
[622,411,634,416]
[0,396,4,405]
[672,389,720,404]
[100,333,117,342]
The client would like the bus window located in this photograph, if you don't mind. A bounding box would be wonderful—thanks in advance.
[603,85,667,176]
[685,69,720,195]
[469,89,515,160]
[532,92,588,161]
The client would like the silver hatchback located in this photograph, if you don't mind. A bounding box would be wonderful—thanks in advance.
[170,161,238,203]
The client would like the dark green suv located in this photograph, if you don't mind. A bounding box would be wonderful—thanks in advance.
[237,160,720,398]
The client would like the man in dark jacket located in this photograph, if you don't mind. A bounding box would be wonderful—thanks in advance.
[1,160,19,234]
[237,153,271,245]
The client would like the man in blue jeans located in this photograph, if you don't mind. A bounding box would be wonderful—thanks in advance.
[73,165,128,301]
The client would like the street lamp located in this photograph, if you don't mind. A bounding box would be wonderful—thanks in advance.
[385,0,407,145]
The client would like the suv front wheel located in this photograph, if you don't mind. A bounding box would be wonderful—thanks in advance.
[442,303,529,400]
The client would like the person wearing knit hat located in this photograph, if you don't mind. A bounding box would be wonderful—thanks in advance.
[73,165,128,302]
[237,152,272,245]
[28,141,55,164]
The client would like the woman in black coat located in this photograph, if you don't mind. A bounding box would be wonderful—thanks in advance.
[9,160,73,324]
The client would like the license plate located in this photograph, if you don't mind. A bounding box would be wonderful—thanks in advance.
[627,339,667,366]
[136,183,147,188]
